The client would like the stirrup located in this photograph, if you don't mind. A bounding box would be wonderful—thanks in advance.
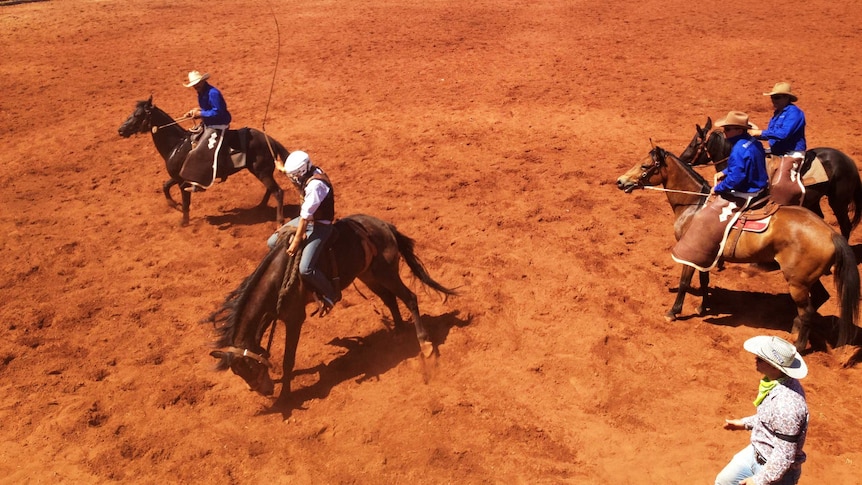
[184,183,206,193]
[310,294,336,318]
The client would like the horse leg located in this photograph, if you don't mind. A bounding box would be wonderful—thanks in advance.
[256,175,284,225]
[696,270,711,316]
[828,197,853,239]
[180,185,191,227]
[370,276,433,358]
[360,280,408,330]
[788,281,816,352]
[668,265,697,321]
[163,179,181,211]
[275,301,307,408]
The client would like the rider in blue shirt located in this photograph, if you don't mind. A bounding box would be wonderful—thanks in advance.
[750,82,806,157]
[181,70,232,192]
[713,111,769,195]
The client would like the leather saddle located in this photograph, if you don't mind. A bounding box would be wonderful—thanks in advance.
[189,126,251,170]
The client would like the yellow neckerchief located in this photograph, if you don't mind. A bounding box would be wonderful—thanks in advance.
[754,376,787,407]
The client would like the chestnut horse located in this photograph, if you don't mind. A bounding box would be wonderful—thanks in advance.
[118,96,287,226]
[679,118,862,238]
[616,145,859,351]
[207,214,456,406]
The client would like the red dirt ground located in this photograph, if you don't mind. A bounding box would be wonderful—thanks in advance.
[2,1,862,483]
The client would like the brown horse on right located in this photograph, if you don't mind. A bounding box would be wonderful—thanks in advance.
[617,145,859,351]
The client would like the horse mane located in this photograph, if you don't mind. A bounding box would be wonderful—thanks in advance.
[660,147,711,193]
[706,130,730,159]
[207,237,290,348]
[143,99,190,137]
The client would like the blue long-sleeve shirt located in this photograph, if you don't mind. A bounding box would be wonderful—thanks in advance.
[760,104,806,155]
[714,133,769,193]
[197,84,232,126]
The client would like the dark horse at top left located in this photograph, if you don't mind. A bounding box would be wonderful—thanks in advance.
[118,96,287,226]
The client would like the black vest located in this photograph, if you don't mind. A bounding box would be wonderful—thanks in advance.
[304,169,335,222]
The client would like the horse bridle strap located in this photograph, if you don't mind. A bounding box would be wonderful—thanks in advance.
[225,346,273,368]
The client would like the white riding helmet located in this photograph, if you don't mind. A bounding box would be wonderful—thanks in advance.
[283,150,311,178]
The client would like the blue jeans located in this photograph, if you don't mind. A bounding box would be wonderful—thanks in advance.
[715,444,801,485]
[267,218,339,302]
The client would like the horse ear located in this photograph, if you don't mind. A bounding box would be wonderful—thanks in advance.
[649,138,655,149]
[210,350,233,371]
[705,117,712,131]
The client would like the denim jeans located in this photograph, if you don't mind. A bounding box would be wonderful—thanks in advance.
[267,218,339,301]
[715,444,801,485]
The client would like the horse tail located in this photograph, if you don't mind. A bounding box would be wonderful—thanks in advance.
[268,135,290,162]
[849,173,862,233]
[391,225,458,298]
[206,240,289,348]
[832,232,860,347]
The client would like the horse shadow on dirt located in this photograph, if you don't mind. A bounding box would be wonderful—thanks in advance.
[677,285,862,357]
[205,203,299,228]
[261,310,470,417]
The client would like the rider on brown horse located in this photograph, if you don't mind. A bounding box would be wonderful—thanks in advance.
[672,111,769,271]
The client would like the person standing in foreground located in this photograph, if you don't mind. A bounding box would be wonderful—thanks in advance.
[181,70,232,192]
[715,336,808,485]
[267,150,341,316]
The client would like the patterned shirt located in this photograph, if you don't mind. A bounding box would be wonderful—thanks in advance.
[741,378,808,485]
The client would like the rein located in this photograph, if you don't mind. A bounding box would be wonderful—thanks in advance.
[152,115,192,133]
[643,186,709,197]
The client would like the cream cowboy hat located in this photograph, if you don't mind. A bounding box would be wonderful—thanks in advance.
[763,82,798,102]
[183,70,210,88]
[714,111,758,130]
[744,335,808,379]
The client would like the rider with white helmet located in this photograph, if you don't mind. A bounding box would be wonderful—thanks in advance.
[268,150,340,315]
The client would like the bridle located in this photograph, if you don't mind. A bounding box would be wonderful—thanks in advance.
[690,130,729,168]
[636,146,711,198]
[223,346,273,368]
[636,145,666,187]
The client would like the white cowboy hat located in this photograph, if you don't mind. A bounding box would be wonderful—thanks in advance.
[763,82,798,102]
[743,335,808,379]
[184,70,210,88]
[714,110,758,131]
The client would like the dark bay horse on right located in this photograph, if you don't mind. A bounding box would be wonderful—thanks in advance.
[617,145,859,352]
[207,214,457,407]
[679,117,862,238]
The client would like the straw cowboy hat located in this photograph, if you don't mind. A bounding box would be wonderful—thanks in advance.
[714,111,758,130]
[183,70,210,88]
[744,335,808,379]
[763,82,798,102]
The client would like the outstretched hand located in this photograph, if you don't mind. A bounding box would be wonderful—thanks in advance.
[723,418,746,431]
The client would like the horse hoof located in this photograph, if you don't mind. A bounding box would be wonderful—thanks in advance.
[419,341,435,358]
[664,312,678,322]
